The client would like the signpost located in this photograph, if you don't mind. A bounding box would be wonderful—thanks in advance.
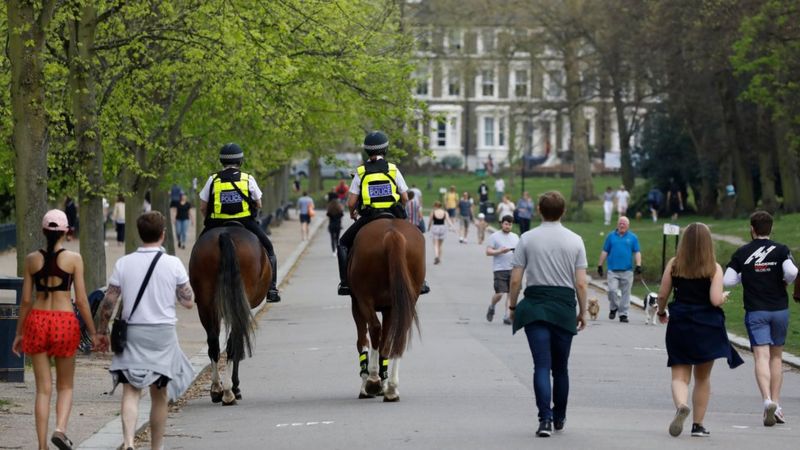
[662,223,680,276]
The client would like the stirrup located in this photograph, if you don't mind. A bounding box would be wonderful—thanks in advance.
[338,283,351,296]
[267,289,281,302]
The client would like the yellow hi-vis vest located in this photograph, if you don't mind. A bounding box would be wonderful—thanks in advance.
[211,170,252,219]
[357,160,400,209]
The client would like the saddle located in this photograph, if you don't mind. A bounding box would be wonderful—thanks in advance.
[221,221,245,228]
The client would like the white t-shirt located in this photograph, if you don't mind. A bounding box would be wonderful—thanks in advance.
[199,170,263,202]
[489,230,520,272]
[349,157,409,195]
[496,201,515,222]
[494,178,505,193]
[108,247,190,325]
[615,190,630,206]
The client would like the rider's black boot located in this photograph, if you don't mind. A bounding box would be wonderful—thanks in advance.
[420,280,431,295]
[337,244,351,296]
[267,254,281,302]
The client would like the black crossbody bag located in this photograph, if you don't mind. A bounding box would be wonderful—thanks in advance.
[111,252,163,354]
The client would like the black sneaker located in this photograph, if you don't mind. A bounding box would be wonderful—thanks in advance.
[609,309,617,320]
[691,423,710,437]
[486,306,495,322]
[337,283,351,296]
[536,420,552,437]
[619,315,629,323]
[554,418,565,431]
[669,404,690,437]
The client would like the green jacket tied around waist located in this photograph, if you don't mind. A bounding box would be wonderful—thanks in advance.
[513,285,577,335]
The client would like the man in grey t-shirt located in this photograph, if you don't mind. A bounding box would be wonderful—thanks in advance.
[508,191,588,437]
[485,215,520,325]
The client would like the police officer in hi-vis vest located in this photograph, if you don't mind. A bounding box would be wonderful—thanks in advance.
[337,131,430,296]
[199,143,280,302]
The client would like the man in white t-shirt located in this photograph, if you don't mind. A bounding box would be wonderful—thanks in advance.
[615,185,630,217]
[485,215,520,325]
[494,177,506,203]
[95,211,195,450]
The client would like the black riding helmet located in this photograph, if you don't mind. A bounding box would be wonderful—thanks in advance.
[363,131,389,157]
[219,142,244,165]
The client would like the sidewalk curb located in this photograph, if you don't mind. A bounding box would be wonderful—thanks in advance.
[588,278,800,369]
[78,217,327,449]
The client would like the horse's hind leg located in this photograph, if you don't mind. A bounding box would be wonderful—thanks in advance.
[221,335,237,405]
[363,314,384,397]
[383,359,400,402]
[231,359,242,400]
[208,333,224,403]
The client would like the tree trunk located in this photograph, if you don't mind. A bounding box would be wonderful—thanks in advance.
[611,79,634,190]
[7,1,57,275]
[756,108,778,213]
[717,75,755,213]
[152,184,174,253]
[564,38,593,202]
[774,118,800,212]
[69,2,106,290]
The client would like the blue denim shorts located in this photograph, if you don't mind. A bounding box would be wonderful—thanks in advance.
[744,309,789,347]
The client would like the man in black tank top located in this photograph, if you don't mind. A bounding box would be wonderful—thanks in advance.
[723,211,798,426]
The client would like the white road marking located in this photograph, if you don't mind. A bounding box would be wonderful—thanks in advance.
[276,421,336,428]
[633,347,666,352]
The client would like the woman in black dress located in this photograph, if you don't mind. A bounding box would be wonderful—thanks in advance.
[656,223,743,438]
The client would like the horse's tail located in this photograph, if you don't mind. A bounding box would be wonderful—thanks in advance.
[384,228,420,358]
[216,232,255,362]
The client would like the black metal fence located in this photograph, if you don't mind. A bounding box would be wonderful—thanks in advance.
[0,223,15,252]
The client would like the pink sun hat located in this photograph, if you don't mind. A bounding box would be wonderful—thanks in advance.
[42,209,70,231]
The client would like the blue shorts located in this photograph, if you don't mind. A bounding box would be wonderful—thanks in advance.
[299,213,311,224]
[744,309,789,347]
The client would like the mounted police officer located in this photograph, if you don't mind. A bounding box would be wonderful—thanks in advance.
[337,131,430,296]
[199,143,280,302]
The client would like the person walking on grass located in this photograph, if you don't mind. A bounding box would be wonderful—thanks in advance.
[485,215,519,325]
[656,222,743,438]
[508,191,588,438]
[723,211,798,426]
[12,210,99,450]
[597,216,641,323]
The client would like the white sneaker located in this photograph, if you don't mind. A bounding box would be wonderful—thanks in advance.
[775,406,786,424]
[764,401,778,427]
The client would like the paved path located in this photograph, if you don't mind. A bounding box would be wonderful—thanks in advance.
[160,222,800,449]
[0,210,326,449]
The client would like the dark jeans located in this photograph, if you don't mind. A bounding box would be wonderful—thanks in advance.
[524,321,574,423]
[329,227,341,253]
[518,217,531,234]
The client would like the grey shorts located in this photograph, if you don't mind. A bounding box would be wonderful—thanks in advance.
[493,270,511,294]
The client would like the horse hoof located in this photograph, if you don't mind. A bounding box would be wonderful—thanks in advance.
[235,392,242,400]
[383,395,399,403]
[210,391,223,403]
[358,392,375,399]
[365,379,383,396]
[222,399,237,406]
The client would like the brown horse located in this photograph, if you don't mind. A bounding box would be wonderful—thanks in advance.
[189,225,271,405]
[349,218,424,402]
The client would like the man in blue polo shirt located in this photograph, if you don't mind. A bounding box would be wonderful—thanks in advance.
[597,216,641,323]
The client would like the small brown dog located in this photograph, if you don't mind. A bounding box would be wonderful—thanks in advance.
[588,298,600,320]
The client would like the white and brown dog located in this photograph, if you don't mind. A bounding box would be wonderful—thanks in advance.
[644,293,659,325]
[587,298,600,321]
